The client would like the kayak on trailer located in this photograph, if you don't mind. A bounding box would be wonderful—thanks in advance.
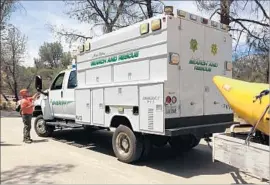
[212,76,269,136]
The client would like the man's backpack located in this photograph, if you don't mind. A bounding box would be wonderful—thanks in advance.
[15,102,21,112]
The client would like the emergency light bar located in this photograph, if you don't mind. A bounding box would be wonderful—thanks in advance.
[84,40,91,51]
[164,6,174,16]
[140,23,149,35]
[79,45,84,53]
[151,19,161,31]
[177,10,186,18]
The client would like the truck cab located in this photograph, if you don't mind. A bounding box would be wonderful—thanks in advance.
[48,68,77,120]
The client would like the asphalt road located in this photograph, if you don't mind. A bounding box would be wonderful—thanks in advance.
[1,115,267,184]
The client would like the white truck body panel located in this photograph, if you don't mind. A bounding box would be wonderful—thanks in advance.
[203,26,232,115]
[91,88,105,126]
[75,89,91,123]
[178,18,205,117]
[139,83,164,134]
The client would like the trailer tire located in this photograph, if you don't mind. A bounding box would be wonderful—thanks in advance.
[34,115,54,137]
[169,134,200,152]
[112,125,143,163]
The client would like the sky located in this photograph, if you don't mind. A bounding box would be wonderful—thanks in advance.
[9,1,248,67]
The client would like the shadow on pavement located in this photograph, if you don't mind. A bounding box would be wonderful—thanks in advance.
[32,139,49,143]
[50,129,250,183]
[0,143,21,147]
[1,163,75,184]
[0,141,21,147]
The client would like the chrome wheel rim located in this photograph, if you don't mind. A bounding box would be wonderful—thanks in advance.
[116,132,131,158]
[36,119,46,134]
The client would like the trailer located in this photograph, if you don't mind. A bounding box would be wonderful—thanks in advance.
[34,9,238,163]
[213,124,270,181]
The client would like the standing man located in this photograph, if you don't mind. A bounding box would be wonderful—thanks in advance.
[19,89,40,143]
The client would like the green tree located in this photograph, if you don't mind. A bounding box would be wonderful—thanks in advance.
[35,42,73,90]
[60,51,73,68]
[1,26,27,101]
[38,42,63,68]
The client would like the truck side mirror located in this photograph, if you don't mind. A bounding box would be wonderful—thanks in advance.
[35,75,42,91]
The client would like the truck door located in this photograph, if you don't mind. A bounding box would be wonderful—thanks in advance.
[203,27,232,115]
[62,70,76,120]
[49,72,65,118]
[179,19,204,117]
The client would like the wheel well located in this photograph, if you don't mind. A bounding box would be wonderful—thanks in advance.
[34,105,42,111]
[110,116,133,130]
[33,106,43,117]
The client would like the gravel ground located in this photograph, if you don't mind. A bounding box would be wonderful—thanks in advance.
[1,115,267,184]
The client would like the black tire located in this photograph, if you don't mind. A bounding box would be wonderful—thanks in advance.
[83,125,96,133]
[140,136,152,160]
[112,125,143,163]
[34,115,54,137]
[151,136,169,148]
[169,134,201,152]
[191,137,201,148]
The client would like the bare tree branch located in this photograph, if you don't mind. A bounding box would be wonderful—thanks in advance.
[232,18,261,40]
[234,28,245,52]
[231,18,269,27]
[209,8,220,20]
[254,0,269,19]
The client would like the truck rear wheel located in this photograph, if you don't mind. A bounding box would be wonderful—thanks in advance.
[112,125,143,163]
[169,134,201,152]
[140,136,152,160]
[34,115,54,137]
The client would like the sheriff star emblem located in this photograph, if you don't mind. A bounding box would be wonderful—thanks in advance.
[211,44,218,55]
[190,39,198,53]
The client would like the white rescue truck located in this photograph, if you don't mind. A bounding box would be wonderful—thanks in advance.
[34,9,237,163]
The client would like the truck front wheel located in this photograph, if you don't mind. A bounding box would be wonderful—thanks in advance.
[112,125,143,163]
[34,115,54,137]
[169,134,201,152]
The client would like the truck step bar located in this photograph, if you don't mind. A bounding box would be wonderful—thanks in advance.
[46,121,82,128]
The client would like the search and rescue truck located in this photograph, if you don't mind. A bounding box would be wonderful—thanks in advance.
[34,9,237,163]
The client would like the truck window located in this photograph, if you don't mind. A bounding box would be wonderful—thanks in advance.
[67,71,77,89]
[51,72,65,90]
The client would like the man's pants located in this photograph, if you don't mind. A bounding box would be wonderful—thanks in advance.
[22,114,32,141]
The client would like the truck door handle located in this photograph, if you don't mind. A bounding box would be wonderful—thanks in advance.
[61,91,63,98]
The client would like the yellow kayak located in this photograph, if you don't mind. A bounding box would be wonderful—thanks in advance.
[213,76,270,136]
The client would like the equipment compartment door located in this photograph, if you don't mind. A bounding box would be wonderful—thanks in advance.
[75,89,91,124]
[92,88,105,126]
[179,19,204,117]
[139,83,164,134]
[203,27,233,115]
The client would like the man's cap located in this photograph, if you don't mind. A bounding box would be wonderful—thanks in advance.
[19,89,28,96]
